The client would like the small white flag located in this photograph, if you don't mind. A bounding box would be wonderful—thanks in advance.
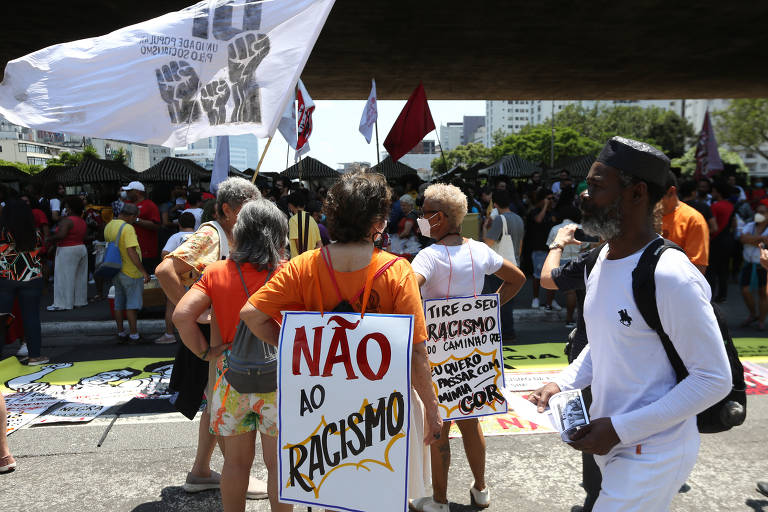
[277,89,298,149]
[358,79,378,143]
[210,135,230,194]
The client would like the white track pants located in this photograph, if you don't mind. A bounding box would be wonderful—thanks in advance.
[52,244,88,309]
[593,433,700,512]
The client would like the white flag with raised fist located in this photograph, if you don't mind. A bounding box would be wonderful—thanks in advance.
[0,0,335,148]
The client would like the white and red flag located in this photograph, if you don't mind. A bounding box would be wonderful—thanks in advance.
[358,78,378,143]
[295,79,314,160]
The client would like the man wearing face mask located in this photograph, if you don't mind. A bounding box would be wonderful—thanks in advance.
[529,137,731,511]
[660,172,710,274]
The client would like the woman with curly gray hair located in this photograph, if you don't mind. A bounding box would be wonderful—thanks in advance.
[174,199,289,512]
[410,183,526,512]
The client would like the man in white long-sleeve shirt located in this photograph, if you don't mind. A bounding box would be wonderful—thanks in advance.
[530,136,732,512]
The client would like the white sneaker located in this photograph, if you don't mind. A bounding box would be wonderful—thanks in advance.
[550,300,563,311]
[154,333,177,345]
[16,343,28,357]
[531,298,540,309]
[470,483,491,508]
[409,496,449,512]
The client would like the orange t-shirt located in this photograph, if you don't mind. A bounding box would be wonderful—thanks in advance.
[192,259,273,344]
[248,248,428,343]
[662,201,710,267]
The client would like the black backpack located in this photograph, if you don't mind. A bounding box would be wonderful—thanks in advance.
[585,238,747,433]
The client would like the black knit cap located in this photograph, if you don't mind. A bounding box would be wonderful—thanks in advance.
[596,136,670,187]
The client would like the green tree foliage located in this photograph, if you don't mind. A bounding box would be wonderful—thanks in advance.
[0,159,43,174]
[48,151,82,166]
[431,142,494,173]
[111,147,127,164]
[552,104,694,158]
[491,126,602,164]
[670,145,748,176]
[82,144,99,160]
[714,99,768,160]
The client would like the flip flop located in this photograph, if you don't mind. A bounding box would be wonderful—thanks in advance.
[0,455,16,474]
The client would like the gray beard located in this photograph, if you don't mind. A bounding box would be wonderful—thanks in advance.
[581,197,623,241]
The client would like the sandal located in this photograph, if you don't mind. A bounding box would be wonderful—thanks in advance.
[740,316,757,328]
[88,295,104,303]
[0,455,16,474]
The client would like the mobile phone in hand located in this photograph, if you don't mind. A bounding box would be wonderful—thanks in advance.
[574,228,599,243]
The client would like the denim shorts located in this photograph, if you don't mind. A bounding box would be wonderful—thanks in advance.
[114,272,144,310]
[532,250,548,279]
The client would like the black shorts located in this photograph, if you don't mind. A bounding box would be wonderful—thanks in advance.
[739,263,767,288]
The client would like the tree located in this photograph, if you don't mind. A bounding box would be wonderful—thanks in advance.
[48,151,83,166]
[552,104,694,158]
[82,144,99,160]
[714,99,768,160]
[430,142,494,173]
[670,145,748,176]
[111,147,127,164]
[0,159,43,174]
[491,126,602,164]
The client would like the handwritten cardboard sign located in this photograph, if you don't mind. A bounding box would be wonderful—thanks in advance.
[278,311,413,512]
[423,294,507,420]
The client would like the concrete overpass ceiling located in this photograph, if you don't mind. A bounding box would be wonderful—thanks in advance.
[2,1,767,100]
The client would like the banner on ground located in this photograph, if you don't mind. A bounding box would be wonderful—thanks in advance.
[502,342,569,370]
[5,392,62,435]
[1,357,174,433]
[0,0,335,147]
[424,294,506,420]
[278,312,412,512]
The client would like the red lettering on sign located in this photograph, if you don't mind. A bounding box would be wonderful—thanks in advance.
[356,333,391,381]
[292,326,323,376]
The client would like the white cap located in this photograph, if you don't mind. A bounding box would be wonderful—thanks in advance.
[122,181,145,192]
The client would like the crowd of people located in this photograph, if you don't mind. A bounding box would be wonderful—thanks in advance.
[0,135,763,509]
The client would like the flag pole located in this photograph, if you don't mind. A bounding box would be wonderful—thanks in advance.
[432,125,448,181]
[375,119,381,165]
[251,135,273,183]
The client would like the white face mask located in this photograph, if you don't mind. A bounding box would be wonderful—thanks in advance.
[755,213,767,224]
[417,217,432,238]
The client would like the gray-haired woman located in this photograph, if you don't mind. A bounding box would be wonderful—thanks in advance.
[173,199,290,512]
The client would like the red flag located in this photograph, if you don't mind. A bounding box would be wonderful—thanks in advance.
[384,82,436,161]
[695,109,724,180]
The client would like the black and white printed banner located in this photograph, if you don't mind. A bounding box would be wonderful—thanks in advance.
[0,0,335,147]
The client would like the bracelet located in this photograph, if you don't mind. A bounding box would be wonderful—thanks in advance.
[198,346,210,360]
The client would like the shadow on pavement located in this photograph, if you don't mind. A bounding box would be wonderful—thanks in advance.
[131,487,222,512]
[746,498,768,512]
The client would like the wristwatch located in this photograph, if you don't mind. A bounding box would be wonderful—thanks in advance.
[548,241,565,251]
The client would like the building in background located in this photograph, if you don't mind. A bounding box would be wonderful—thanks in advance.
[337,161,371,173]
[440,122,463,151]
[0,115,170,170]
[173,134,259,171]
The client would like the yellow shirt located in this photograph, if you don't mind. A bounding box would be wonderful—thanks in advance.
[288,211,321,259]
[104,219,141,278]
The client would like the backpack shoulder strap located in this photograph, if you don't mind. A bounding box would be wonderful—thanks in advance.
[351,253,404,304]
[631,238,688,383]
[320,245,345,305]
[114,221,127,243]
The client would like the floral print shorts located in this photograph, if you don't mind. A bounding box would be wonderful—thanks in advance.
[209,351,278,437]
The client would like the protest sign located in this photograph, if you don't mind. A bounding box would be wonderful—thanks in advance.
[5,392,62,435]
[0,0,335,147]
[278,311,412,512]
[423,294,506,420]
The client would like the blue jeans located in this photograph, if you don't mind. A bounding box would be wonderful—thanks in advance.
[0,278,43,357]
[483,273,515,339]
